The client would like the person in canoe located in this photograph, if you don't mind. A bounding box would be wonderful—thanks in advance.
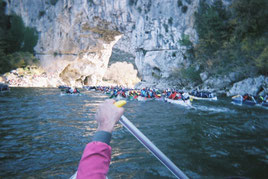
[66,87,80,94]
[243,94,250,101]
[168,91,177,99]
[76,99,124,178]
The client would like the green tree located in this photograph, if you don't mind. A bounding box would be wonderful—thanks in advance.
[255,46,268,75]
[230,0,268,39]
[0,0,39,74]
[194,0,268,76]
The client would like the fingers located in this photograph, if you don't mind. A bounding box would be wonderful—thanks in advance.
[116,107,124,122]
[105,99,115,104]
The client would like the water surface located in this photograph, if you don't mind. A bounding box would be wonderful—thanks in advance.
[0,88,267,178]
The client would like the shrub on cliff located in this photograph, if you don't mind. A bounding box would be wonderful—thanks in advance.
[194,0,268,76]
[171,65,201,85]
[0,0,38,74]
[255,46,268,75]
[0,51,38,74]
[179,33,193,47]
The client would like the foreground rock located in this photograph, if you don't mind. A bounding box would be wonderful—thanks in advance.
[2,66,64,87]
[199,72,244,91]
[227,76,268,96]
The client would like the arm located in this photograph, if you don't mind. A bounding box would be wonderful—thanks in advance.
[76,131,111,179]
[77,99,124,179]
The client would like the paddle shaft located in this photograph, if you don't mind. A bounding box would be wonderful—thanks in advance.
[119,115,188,179]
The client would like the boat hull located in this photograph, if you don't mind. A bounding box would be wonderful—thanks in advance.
[231,95,257,106]
[189,95,217,101]
[165,98,192,107]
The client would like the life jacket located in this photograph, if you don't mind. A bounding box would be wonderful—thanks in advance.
[169,92,176,99]
[243,95,249,101]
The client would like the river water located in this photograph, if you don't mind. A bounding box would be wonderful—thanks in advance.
[0,88,267,178]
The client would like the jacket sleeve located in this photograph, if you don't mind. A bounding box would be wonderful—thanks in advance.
[77,131,112,179]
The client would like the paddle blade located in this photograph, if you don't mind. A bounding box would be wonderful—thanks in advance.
[114,100,127,107]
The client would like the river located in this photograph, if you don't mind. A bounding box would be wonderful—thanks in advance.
[0,88,267,178]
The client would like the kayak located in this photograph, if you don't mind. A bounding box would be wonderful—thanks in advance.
[231,95,257,106]
[165,98,192,107]
[189,95,217,101]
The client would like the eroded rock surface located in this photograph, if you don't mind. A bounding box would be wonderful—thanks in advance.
[227,76,268,96]
[5,0,199,87]
[103,62,140,88]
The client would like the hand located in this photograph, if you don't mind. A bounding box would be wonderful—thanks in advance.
[95,99,124,133]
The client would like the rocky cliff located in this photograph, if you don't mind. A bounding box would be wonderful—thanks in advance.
[4,0,199,87]
[5,0,266,96]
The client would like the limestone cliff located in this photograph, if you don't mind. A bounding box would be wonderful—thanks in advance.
[5,0,200,87]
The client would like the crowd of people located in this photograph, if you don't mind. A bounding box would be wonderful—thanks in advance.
[84,86,195,102]
[242,93,268,104]
[190,90,217,98]
[231,93,268,107]
[86,86,268,107]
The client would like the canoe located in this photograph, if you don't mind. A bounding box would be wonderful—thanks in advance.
[189,95,217,101]
[231,95,257,106]
[165,98,192,107]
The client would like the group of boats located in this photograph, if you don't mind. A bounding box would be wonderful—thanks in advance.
[83,86,219,108]
[232,94,268,107]
[1,83,267,108]
[83,86,268,108]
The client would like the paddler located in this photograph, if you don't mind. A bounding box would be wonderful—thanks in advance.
[76,99,124,179]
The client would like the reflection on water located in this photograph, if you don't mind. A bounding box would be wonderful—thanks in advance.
[0,88,268,178]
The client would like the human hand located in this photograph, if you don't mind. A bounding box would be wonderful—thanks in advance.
[95,99,124,133]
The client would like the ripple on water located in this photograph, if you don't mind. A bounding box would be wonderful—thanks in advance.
[1,88,268,178]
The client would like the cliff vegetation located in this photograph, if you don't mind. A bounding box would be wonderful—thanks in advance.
[0,0,38,75]
[194,0,268,77]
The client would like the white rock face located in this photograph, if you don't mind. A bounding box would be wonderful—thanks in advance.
[103,62,140,88]
[5,0,199,86]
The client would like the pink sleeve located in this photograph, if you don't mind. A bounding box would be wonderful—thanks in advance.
[77,141,112,179]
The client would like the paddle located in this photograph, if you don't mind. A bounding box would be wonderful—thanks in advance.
[114,100,188,179]
[71,100,188,179]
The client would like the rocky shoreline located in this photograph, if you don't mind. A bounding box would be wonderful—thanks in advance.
[1,66,267,97]
[0,63,140,89]
[136,75,268,97]
[0,66,64,88]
